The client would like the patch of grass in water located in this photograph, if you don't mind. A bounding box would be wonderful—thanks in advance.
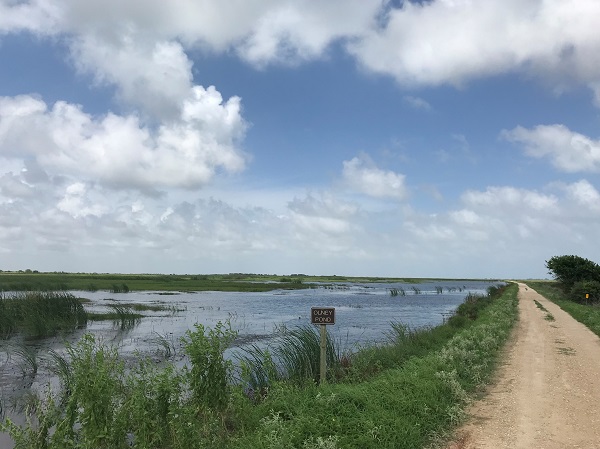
[0,291,87,339]
[87,305,142,330]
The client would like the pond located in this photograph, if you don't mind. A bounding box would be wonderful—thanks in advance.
[0,279,501,446]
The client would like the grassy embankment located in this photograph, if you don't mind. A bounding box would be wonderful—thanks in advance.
[527,280,600,337]
[2,283,518,449]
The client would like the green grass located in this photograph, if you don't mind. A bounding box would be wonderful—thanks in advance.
[87,305,143,330]
[527,281,600,337]
[0,291,87,339]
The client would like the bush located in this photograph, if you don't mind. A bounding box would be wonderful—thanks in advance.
[182,321,237,411]
[546,255,600,291]
[570,280,600,303]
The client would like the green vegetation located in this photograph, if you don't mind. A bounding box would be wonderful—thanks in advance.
[87,305,143,330]
[2,284,518,448]
[389,287,405,296]
[545,255,600,300]
[0,291,179,340]
[0,292,87,339]
[527,281,600,337]
[0,271,501,293]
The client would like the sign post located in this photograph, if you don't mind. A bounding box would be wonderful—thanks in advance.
[311,307,335,384]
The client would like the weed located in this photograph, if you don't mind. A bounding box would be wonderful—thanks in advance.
[182,321,237,411]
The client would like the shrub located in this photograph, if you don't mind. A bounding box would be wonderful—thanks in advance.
[546,255,600,291]
[570,280,600,303]
[182,321,237,411]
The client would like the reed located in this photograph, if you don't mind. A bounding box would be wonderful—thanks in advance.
[10,343,39,377]
[150,331,177,359]
[45,348,73,401]
[0,291,87,339]
[87,305,141,330]
[238,325,343,389]
[389,287,405,297]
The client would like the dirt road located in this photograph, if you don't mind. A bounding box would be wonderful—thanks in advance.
[447,283,600,449]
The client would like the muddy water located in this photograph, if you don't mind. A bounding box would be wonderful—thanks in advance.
[0,280,500,446]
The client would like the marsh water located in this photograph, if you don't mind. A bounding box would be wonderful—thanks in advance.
[0,279,501,446]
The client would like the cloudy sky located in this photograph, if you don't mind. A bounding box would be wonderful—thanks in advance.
[1,0,599,279]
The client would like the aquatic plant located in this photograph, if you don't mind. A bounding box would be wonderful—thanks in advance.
[87,304,141,330]
[0,292,87,339]
[150,331,177,359]
[238,325,343,389]
[10,343,39,378]
[389,287,406,297]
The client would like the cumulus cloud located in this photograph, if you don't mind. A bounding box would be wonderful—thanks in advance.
[342,154,408,200]
[70,37,194,121]
[4,1,600,105]
[0,93,247,191]
[348,0,600,101]
[502,124,600,173]
[561,179,600,213]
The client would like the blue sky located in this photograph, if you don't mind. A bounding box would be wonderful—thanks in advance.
[1,0,600,278]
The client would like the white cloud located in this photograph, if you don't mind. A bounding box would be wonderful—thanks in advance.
[70,37,193,121]
[0,93,247,191]
[462,186,559,212]
[0,0,61,34]
[235,1,380,65]
[348,0,600,101]
[342,154,408,200]
[562,179,600,213]
[4,1,600,106]
[403,95,432,111]
[502,124,600,173]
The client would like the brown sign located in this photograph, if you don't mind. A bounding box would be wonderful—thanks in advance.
[311,307,335,325]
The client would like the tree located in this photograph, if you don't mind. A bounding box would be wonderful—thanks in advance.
[545,255,600,291]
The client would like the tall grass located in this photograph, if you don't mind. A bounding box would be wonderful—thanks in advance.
[0,292,87,339]
[238,325,343,392]
[2,322,240,449]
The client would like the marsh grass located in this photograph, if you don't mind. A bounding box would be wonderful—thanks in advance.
[150,331,177,359]
[0,292,87,339]
[45,349,73,402]
[237,326,343,392]
[10,344,39,377]
[87,305,142,330]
